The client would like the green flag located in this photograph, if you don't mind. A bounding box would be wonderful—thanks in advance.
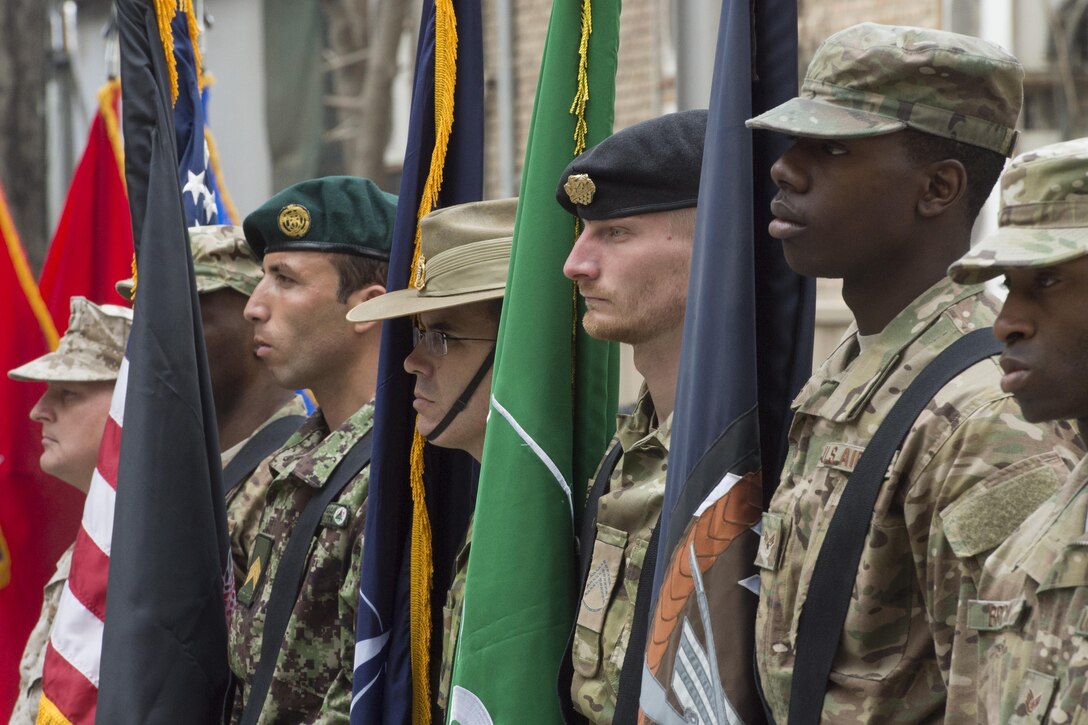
[446,0,620,722]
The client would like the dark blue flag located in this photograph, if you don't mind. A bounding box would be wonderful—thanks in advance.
[97,0,230,721]
[170,9,221,226]
[638,0,815,721]
[350,1,483,722]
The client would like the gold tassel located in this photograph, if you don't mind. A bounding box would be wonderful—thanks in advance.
[406,3,460,722]
[152,0,179,106]
[97,80,126,194]
[35,694,76,725]
[569,0,593,156]
[129,255,139,303]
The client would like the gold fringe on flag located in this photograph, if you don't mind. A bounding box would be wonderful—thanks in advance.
[97,80,126,194]
[205,127,240,224]
[570,0,594,156]
[0,186,58,350]
[152,0,208,106]
[35,694,76,725]
[407,1,460,722]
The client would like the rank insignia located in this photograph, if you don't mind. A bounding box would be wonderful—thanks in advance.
[413,255,427,290]
[564,173,596,205]
[237,534,274,607]
[278,203,311,238]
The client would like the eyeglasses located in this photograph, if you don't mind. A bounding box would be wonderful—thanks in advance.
[412,328,496,357]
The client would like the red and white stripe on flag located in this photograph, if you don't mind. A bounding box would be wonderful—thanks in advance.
[36,358,126,725]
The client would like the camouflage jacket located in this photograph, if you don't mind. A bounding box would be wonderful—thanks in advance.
[437,518,473,715]
[571,387,671,724]
[10,544,72,725]
[755,279,1084,724]
[971,426,1088,724]
[226,395,310,586]
[228,403,374,725]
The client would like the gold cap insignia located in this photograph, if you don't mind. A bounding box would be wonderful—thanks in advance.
[564,174,596,206]
[278,204,311,238]
[413,255,427,290]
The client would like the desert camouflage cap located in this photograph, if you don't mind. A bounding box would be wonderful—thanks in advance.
[116,225,263,299]
[950,138,1088,284]
[746,23,1024,156]
[9,297,132,382]
[346,197,514,322]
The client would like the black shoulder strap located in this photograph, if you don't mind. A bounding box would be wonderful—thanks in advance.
[787,328,1001,724]
[239,428,374,725]
[559,441,624,722]
[612,519,661,723]
[223,415,306,497]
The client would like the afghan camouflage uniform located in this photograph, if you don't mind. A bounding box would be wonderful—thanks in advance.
[437,519,473,716]
[755,278,1085,724]
[9,547,72,725]
[228,403,373,724]
[570,387,671,723]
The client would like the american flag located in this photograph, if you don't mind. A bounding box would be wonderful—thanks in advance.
[36,2,229,723]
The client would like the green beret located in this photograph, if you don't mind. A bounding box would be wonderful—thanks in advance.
[243,176,398,260]
[556,109,707,220]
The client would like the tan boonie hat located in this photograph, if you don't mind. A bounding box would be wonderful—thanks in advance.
[746,23,1024,156]
[949,138,1088,284]
[9,297,132,382]
[346,198,515,322]
[116,225,263,299]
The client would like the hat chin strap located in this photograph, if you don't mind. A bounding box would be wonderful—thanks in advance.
[424,347,496,441]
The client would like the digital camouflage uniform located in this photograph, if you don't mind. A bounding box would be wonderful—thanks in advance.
[755,279,1084,723]
[947,138,1088,724]
[571,387,671,723]
[228,403,373,724]
[7,297,132,724]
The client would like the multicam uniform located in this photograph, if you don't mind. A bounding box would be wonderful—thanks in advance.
[969,441,1088,723]
[228,403,373,724]
[755,279,1084,723]
[437,520,473,715]
[571,387,671,723]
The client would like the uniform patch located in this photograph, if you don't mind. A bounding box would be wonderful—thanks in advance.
[321,504,351,529]
[1011,670,1056,724]
[966,598,1025,632]
[237,533,273,607]
[818,442,865,473]
[577,526,626,634]
[754,512,787,571]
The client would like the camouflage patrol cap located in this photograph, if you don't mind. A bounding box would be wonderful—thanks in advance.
[949,138,1088,284]
[346,198,514,322]
[243,176,398,261]
[9,297,132,382]
[116,225,263,299]
[556,110,708,220]
[746,23,1024,156]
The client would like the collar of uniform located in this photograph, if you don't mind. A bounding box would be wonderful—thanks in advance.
[268,402,375,488]
[617,384,673,454]
[1016,454,1088,585]
[793,277,983,423]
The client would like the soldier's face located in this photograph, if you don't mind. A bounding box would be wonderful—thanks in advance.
[200,289,257,401]
[30,381,114,491]
[768,134,924,280]
[245,252,359,393]
[993,256,1088,423]
[563,210,692,348]
[403,302,497,461]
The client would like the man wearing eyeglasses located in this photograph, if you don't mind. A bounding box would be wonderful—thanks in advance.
[228,176,396,724]
[347,197,515,717]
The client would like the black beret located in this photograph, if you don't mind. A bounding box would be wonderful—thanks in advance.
[556,109,708,220]
[243,176,398,260]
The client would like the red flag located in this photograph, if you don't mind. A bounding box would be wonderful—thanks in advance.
[39,80,134,334]
[0,183,83,721]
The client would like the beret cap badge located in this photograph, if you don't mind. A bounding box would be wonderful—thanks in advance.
[564,174,596,206]
[278,204,311,239]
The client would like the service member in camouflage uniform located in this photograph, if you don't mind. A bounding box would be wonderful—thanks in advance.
[117,225,308,584]
[347,197,515,717]
[7,297,132,724]
[227,177,396,723]
[949,138,1088,724]
[554,109,707,723]
[745,24,1086,723]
